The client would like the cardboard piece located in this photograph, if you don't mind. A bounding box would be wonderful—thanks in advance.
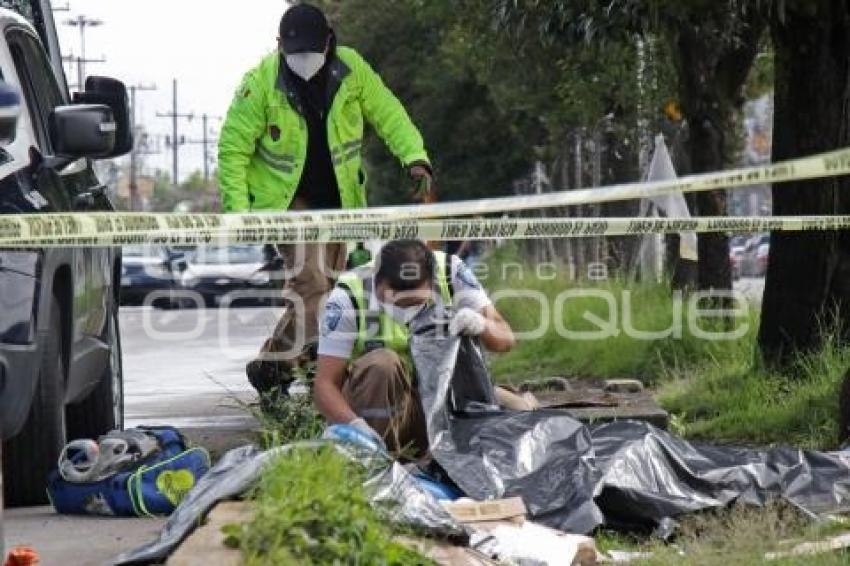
[443,497,528,524]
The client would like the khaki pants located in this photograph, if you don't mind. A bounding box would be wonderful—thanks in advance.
[342,349,429,457]
[257,242,348,364]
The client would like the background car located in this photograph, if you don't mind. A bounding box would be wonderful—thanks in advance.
[0,5,130,507]
[180,245,284,307]
[729,236,747,281]
[741,234,771,277]
[730,245,745,280]
[120,245,187,308]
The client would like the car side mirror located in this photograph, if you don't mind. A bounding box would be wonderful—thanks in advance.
[49,104,116,159]
[0,82,21,146]
[73,76,133,158]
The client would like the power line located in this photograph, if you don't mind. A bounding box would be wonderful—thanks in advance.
[156,79,196,189]
[63,15,103,89]
[185,114,222,186]
[128,84,157,211]
[61,51,105,92]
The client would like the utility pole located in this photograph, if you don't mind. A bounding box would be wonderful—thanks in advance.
[61,51,105,91]
[64,15,103,88]
[157,79,195,189]
[128,84,157,211]
[186,114,222,186]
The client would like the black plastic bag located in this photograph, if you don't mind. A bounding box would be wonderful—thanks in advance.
[410,325,850,534]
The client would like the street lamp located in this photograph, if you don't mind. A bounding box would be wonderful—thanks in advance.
[64,15,103,87]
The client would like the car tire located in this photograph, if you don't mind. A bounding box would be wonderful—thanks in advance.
[2,302,66,507]
[66,305,124,441]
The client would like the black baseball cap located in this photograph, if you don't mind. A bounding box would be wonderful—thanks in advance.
[279,4,331,54]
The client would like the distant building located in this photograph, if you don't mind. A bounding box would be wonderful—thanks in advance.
[117,175,156,202]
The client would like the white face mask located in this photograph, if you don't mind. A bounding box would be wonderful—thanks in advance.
[285,52,326,81]
[381,302,426,325]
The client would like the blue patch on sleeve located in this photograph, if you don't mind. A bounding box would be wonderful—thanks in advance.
[456,262,482,290]
[322,302,344,336]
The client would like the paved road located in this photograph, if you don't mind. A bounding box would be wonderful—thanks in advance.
[5,306,278,565]
[121,305,276,453]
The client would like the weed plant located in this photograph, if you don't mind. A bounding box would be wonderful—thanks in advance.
[224,447,433,565]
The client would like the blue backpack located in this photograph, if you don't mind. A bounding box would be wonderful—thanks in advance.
[47,427,210,517]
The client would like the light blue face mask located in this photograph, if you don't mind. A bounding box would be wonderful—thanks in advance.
[285,52,326,81]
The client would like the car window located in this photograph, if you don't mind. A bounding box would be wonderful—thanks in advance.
[123,245,166,259]
[0,1,35,23]
[7,28,62,151]
[192,246,264,265]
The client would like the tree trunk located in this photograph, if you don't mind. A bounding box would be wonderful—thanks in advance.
[672,11,766,290]
[758,1,850,367]
[603,127,641,275]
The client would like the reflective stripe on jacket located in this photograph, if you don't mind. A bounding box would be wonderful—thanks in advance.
[218,46,430,212]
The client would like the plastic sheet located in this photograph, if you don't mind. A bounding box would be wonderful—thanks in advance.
[113,441,464,565]
[410,324,850,535]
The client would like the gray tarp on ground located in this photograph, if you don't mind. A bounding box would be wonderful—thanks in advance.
[410,324,850,535]
[112,442,464,565]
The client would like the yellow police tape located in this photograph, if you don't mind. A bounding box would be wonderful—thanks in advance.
[306,145,850,221]
[0,145,847,247]
[0,215,847,247]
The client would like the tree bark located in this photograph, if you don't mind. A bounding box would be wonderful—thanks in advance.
[758,1,850,368]
[671,10,766,290]
[603,128,641,275]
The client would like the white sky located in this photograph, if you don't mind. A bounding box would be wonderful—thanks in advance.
[56,0,291,182]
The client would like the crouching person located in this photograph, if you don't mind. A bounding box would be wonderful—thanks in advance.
[313,239,515,457]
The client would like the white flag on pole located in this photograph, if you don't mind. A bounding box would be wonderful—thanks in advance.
[646,134,699,262]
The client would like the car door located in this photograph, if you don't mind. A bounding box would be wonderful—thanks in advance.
[7,25,111,392]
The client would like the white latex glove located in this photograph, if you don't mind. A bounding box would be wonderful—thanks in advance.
[449,308,487,337]
[349,417,387,450]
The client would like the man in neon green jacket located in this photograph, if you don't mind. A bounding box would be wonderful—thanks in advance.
[218,3,433,398]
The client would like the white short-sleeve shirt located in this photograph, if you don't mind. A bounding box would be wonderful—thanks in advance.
[318,256,491,360]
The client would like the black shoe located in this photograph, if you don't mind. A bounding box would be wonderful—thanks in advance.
[246,359,293,396]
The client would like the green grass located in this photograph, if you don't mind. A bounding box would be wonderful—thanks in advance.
[490,278,757,385]
[485,247,758,386]
[224,447,432,565]
[659,333,850,449]
[481,246,850,449]
[598,503,850,565]
[255,391,325,448]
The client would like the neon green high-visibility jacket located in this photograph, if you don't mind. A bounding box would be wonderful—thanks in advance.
[218,47,430,212]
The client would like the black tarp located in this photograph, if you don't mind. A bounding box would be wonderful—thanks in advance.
[410,324,850,535]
